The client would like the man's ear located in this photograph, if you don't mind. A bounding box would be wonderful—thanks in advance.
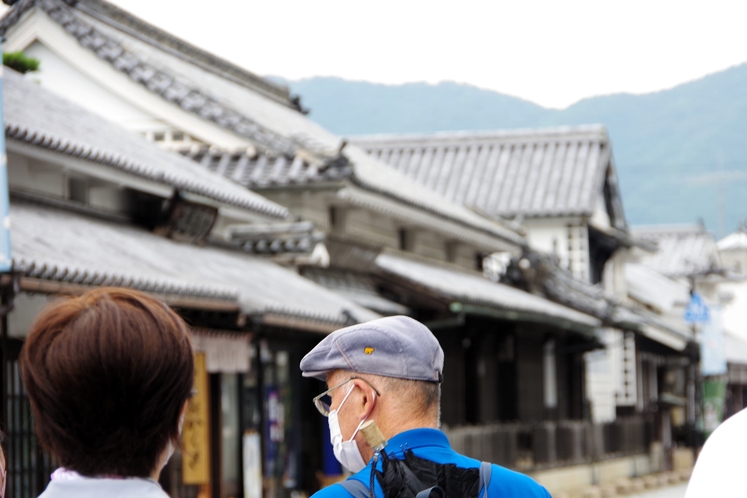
[353,379,377,420]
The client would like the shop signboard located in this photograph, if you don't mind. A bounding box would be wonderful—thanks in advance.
[700,305,727,376]
[703,378,727,438]
[182,352,210,484]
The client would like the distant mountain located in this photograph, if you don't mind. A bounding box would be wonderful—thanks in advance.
[276,64,747,237]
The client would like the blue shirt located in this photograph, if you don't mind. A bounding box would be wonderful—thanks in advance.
[313,428,550,498]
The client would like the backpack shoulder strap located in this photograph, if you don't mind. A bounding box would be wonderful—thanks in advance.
[337,478,370,498]
[479,461,492,498]
[415,486,445,498]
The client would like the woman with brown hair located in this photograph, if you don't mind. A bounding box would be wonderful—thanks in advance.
[20,287,194,497]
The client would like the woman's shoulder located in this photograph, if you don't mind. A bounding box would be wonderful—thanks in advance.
[38,477,169,498]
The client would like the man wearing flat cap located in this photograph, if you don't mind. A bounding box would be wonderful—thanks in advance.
[301,315,550,498]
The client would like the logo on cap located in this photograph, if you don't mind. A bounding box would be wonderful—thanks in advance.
[364,347,375,355]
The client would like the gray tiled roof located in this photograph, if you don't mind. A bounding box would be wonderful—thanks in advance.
[376,252,601,334]
[302,268,412,316]
[72,0,299,109]
[4,69,288,220]
[0,0,525,247]
[227,221,325,255]
[0,0,302,157]
[182,146,353,188]
[631,224,721,278]
[186,145,527,248]
[503,248,691,346]
[625,263,690,314]
[352,126,624,223]
[11,201,380,325]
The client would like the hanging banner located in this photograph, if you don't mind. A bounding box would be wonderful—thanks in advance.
[701,305,727,376]
[703,378,727,438]
[243,431,262,498]
[182,352,210,484]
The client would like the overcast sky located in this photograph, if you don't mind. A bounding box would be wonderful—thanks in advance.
[29,1,747,108]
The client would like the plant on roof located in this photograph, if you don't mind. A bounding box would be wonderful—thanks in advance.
[3,51,40,74]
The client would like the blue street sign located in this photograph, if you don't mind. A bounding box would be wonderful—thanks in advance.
[685,292,710,323]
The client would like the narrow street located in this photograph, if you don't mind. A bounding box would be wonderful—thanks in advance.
[629,483,687,498]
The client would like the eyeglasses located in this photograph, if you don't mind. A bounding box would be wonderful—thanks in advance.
[313,376,381,417]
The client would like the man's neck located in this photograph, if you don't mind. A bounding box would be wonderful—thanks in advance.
[360,416,439,462]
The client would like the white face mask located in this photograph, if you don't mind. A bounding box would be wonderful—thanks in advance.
[328,383,369,473]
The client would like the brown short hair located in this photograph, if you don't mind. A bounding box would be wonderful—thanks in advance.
[20,288,194,477]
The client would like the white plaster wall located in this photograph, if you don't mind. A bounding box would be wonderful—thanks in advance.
[604,250,629,298]
[523,217,590,280]
[585,328,619,423]
[523,218,575,265]
[590,187,612,229]
[22,41,158,130]
[4,13,250,148]
[721,280,747,342]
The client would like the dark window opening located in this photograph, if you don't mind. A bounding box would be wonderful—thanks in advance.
[398,229,414,252]
[475,252,485,272]
[68,177,87,204]
[588,226,618,285]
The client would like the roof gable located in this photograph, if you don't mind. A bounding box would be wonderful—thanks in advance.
[1,0,299,110]
[353,126,625,224]
[0,0,303,157]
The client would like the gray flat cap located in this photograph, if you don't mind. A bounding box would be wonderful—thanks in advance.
[300,316,444,382]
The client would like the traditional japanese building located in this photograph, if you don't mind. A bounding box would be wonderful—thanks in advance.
[0,2,615,494]
[353,127,698,479]
[0,69,383,498]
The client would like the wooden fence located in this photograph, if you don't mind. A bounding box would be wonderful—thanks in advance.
[444,416,650,470]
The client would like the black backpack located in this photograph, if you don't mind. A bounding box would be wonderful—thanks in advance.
[338,450,492,498]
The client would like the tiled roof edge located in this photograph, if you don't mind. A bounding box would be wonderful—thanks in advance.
[0,0,38,36]
[256,306,359,327]
[32,0,300,157]
[351,124,609,146]
[6,122,289,219]
[349,172,527,247]
[13,256,240,301]
[74,0,298,110]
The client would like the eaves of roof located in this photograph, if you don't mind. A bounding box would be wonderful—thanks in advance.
[11,200,380,330]
[187,145,527,250]
[3,67,289,220]
[505,248,691,349]
[6,126,288,219]
[1,0,304,158]
[346,171,527,248]
[182,145,353,188]
[72,0,300,110]
[375,251,601,337]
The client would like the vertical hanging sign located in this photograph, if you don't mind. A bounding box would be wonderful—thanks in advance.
[182,352,211,485]
[0,62,11,272]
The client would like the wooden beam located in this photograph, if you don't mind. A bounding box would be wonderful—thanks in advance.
[259,313,339,334]
[18,277,240,312]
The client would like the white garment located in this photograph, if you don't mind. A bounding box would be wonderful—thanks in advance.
[686,406,747,498]
[38,476,169,498]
